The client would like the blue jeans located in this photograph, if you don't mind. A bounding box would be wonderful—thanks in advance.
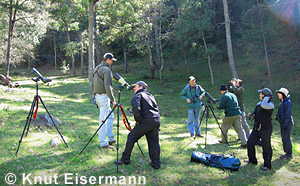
[95,94,115,147]
[188,108,201,135]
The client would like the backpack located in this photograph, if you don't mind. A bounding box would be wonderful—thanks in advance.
[191,151,241,172]
[90,65,108,107]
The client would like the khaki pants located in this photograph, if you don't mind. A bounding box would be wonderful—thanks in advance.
[220,115,247,145]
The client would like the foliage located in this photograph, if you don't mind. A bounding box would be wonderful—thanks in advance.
[60,60,69,75]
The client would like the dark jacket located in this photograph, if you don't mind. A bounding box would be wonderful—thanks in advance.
[226,81,245,111]
[276,96,294,129]
[131,89,160,124]
[217,91,241,117]
[251,97,274,131]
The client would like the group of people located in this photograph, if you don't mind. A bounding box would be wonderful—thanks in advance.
[92,52,294,171]
[180,76,294,171]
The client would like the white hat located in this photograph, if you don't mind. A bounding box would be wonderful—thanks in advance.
[103,52,117,61]
[276,87,289,97]
[189,76,196,81]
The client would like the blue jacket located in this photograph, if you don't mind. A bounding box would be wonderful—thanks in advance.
[276,96,294,129]
[180,84,205,109]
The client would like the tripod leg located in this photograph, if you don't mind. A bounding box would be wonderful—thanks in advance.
[79,105,117,155]
[205,105,209,149]
[208,104,229,146]
[38,96,69,148]
[195,105,207,140]
[16,96,37,155]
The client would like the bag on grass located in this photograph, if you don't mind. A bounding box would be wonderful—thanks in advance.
[191,151,241,172]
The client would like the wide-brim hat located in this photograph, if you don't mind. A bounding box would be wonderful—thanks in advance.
[276,87,289,97]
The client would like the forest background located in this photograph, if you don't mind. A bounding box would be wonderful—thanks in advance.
[0,0,300,185]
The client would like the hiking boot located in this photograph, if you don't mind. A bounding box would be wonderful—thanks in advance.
[218,140,228,144]
[150,162,160,169]
[280,154,293,160]
[190,133,195,137]
[114,159,130,165]
[244,159,257,165]
[240,144,247,148]
[260,166,271,171]
[196,134,204,138]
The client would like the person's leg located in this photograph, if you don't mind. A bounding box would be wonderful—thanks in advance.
[220,116,233,142]
[247,130,259,164]
[194,108,201,135]
[261,129,273,169]
[145,118,161,168]
[241,111,250,139]
[96,94,109,147]
[106,106,115,143]
[187,109,195,136]
[232,115,247,145]
[281,124,293,156]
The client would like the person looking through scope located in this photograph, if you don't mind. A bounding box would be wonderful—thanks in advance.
[180,76,205,137]
[115,81,161,169]
[217,84,247,148]
[92,52,117,150]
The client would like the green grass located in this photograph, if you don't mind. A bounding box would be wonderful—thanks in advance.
[0,60,299,186]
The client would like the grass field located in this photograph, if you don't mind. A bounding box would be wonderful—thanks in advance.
[0,60,299,185]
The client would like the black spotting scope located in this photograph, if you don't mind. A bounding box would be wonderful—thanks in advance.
[205,92,220,104]
[32,68,52,83]
[114,73,133,90]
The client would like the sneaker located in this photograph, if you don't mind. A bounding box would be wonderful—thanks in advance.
[100,145,114,150]
[280,154,293,160]
[109,140,116,145]
[114,160,130,165]
[260,166,271,171]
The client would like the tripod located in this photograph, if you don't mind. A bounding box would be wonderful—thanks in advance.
[16,77,69,155]
[79,85,145,173]
[195,99,229,148]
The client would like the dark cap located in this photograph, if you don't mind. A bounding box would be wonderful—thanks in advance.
[258,88,272,96]
[219,84,228,91]
[103,52,117,61]
[133,81,148,89]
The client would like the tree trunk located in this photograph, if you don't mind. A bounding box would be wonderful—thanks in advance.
[123,37,129,73]
[80,33,84,75]
[222,0,238,78]
[158,19,163,85]
[88,0,96,100]
[257,0,271,83]
[27,55,31,70]
[54,34,57,70]
[94,11,101,65]
[65,30,76,76]
[5,0,18,78]
[154,20,161,77]
[202,32,214,86]
[146,36,155,79]
[182,46,189,76]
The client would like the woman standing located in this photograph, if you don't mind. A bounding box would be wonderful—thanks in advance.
[276,87,294,160]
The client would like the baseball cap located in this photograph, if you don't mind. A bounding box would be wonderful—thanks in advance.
[103,52,117,61]
[258,88,272,96]
[132,81,148,89]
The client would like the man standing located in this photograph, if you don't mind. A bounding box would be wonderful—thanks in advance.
[93,52,117,150]
[115,81,161,169]
[227,78,250,139]
[246,88,274,171]
[180,76,205,137]
[217,84,247,147]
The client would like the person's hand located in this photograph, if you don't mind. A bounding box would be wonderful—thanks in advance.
[112,102,117,108]
[247,113,252,117]
[187,99,191,104]
[199,95,203,101]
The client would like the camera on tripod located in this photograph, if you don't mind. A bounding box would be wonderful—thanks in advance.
[205,92,219,104]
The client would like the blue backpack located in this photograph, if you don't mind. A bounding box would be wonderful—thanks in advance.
[191,151,241,172]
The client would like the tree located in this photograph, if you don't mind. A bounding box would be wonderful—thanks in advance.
[222,0,238,78]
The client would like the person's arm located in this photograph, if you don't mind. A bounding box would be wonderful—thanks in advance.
[103,69,115,103]
[260,96,274,110]
[131,94,142,124]
[217,95,226,110]
[282,101,292,129]
[180,87,191,103]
